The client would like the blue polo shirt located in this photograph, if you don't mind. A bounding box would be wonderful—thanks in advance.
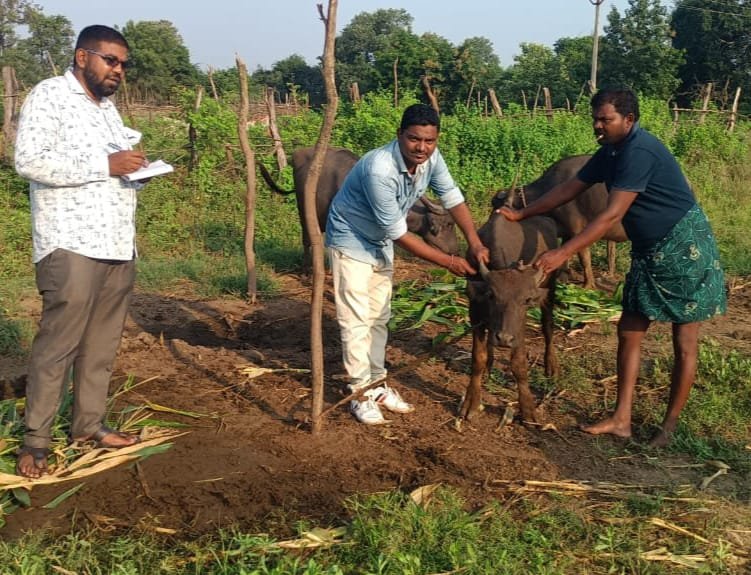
[325,139,465,266]
[577,123,695,252]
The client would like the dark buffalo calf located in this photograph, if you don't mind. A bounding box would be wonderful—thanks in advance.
[461,213,559,424]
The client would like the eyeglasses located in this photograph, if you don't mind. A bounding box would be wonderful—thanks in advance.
[83,49,131,69]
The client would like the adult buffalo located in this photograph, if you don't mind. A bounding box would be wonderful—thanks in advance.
[461,205,560,425]
[259,147,459,268]
[492,155,627,289]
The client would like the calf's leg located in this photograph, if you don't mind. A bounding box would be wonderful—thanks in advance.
[577,247,596,289]
[510,342,538,423]
[541,287,558,378]
[459,326,488,420]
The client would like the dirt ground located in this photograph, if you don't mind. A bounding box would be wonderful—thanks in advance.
[1,260,750,539]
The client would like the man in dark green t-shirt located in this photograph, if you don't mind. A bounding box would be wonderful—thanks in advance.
[499,88,726,447]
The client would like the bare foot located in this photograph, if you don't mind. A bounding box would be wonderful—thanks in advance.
[580,417,632,439]
[648,429,673,448]
[16,447,49,479]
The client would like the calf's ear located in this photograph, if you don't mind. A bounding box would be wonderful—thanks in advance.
[524,287,550,306]
[466,279,488,300]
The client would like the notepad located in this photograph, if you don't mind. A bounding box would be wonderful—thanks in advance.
[121,159,174,182]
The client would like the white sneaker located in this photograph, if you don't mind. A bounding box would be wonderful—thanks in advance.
[369,385,415,414]
[350,398,386,425]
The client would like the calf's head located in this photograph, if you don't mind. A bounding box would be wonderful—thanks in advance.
[467,261,549,348]
[406,196,459,255]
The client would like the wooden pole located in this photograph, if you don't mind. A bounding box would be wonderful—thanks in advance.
[488,88,503,117]
[727,87,741,133]
[392,57,399,108]
[236,56,258,303]
[699,82,712,124]
[1,66,18,162]
[207,66,219,100]
[309,0,339,434]
[265,86,287,170]
[421,76,440,113]
[350,82,360,103]
[589,0,605,94]
[543,87,553,122]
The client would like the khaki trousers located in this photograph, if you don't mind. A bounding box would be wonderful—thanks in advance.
[329,248,393,388]
[23,249,135,449]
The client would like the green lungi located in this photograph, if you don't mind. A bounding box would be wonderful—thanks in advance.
[623,204,727,323]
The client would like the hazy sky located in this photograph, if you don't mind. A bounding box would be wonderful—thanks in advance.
[33,0,644,71]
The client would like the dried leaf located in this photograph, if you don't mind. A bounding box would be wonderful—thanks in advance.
[274,526,346,549]
[410,483,441,507]
[698,468,727,490]
[641,546,707,568]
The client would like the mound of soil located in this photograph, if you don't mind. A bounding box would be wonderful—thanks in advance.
[1,262,749,538]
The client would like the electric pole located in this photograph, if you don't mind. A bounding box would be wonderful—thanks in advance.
[589,0,606,94]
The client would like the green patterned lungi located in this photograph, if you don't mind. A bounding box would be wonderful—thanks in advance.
[623,204,727,323]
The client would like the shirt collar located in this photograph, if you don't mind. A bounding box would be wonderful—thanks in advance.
[389,139,430,178]
[389,140,409,173]
[64,68,113,106]
[608,121,641,155]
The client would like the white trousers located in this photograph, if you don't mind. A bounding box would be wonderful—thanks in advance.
[329,248,393,387]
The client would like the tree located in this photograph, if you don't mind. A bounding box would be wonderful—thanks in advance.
[672,0,751,110]
[599,0,683,100]
[500,43,563,107]
[12,10,74,86]
[553,36,594,107]
[0,0,36,58]
[120,20,199,103]
[450,36,503,107]
[413,32,455,106]
[252,54,323,107]
[335,9,413,96]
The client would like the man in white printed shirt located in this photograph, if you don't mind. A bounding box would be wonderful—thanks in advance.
[14,25,148,478]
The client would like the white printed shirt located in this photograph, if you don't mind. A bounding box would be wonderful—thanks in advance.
[15,70,142,263]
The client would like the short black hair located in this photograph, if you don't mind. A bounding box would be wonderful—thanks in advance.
[591,88,640,122]
[75,25,129,52]
[400,103,440,132]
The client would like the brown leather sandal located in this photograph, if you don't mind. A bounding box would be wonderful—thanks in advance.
[90,425,140,448]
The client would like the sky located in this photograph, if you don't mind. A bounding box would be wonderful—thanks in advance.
[32,0,642,71]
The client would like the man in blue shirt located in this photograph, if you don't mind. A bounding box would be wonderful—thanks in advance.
[499,88,726,447]
[326,104,489,424]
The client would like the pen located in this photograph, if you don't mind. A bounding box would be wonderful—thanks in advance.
[107,142,122,151]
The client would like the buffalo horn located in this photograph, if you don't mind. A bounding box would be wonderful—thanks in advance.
[478,260,491,279]
[517,259,547,286]
[420,195,447,215]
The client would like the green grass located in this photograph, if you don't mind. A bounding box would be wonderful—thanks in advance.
[136,253,282,299]
[0,485,747,574]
